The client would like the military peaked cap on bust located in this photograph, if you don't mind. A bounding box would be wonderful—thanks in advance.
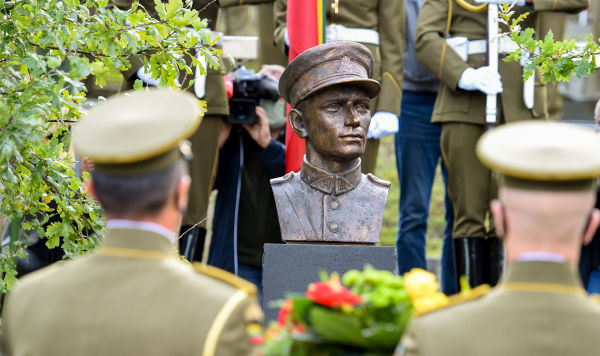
[73,89,202,176]
[279,41,381,107]
[476,121,600,191]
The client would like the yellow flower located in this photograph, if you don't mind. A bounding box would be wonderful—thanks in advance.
[412,292,449,315]
[403,268,440,300]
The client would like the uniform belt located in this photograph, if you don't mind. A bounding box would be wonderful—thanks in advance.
[326,24,380,46]
[446,36,518,62]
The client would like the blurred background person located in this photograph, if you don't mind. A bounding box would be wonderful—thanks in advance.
[396,0,455,295]
[208,65,286,296]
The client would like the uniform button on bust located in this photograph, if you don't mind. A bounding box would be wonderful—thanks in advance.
[329,199,340,210]
[329,223,339,233]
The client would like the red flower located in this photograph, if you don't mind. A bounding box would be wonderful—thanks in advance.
[306,273,362,307]
[278,299,293,326]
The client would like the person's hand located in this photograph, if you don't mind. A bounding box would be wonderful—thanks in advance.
[243,106,272,149]
[367,111,399,139]
[218,122,232,149]
[458,67,503,95]
[474,0,527,5]
[81,157,94,174]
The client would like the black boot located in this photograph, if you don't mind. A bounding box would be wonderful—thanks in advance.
[453,236,487,290]
[484,236,504,287]
[179,226,207,262]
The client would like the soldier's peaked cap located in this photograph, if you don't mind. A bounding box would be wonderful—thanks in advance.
[476,121,600,190]
[73,89,201,176]
[279,41,381,107]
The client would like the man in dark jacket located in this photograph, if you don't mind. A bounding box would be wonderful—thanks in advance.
[208,67,286,295]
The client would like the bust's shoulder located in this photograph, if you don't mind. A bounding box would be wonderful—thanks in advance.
[366,173,391,188]
[270,172,296,185]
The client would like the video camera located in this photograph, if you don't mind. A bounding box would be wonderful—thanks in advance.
[226,67,280,125]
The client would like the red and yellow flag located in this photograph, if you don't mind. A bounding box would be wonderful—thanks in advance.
[285,0,326,173]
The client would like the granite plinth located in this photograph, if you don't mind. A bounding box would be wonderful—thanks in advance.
[262,243,397,322]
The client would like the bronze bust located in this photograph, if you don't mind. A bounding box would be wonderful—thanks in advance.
[271,42,390,244]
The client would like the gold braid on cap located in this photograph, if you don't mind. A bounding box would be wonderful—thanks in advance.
[455,0,487,12]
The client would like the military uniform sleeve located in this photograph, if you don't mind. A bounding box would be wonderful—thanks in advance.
[206,293,263,356]
[415,0,470,92]
[272,0,288,56]
[396,318,424,356]
[375,0,405,116]
[531,0,588,11]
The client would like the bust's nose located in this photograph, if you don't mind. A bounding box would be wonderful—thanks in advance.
[344,102,361,127]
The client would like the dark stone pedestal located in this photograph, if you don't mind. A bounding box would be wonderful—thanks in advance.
[262,243,397,322]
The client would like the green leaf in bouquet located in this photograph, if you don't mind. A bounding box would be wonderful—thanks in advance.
[291,296,314,323]
[309,306,375,349]
[360,323,404,350]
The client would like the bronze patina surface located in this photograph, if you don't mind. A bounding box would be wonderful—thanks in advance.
[271,42,390,244]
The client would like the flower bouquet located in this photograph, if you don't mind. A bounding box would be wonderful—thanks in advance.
[262,266,449,356]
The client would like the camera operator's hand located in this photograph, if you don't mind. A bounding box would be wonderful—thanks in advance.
[243,106,272,149]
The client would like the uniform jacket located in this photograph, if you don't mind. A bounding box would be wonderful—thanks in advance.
[0,227,259,356]
[271,159,389,244]
[415,0,587,124]
[273,0,405,116]
[400,261,600,356]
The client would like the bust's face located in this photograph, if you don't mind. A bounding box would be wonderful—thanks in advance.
[300,85,371,162]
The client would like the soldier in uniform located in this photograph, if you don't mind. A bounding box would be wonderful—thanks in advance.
[272,42,390,244]
[0,90,261,356]
[395,120,600,356]
[273,0,405,174]
[415,0,588,287]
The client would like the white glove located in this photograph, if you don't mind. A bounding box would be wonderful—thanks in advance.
[458,67,503,95]
[136,66,180,87]
[136,66,159,87]
[367,111,399,139]
[474,0,525,5]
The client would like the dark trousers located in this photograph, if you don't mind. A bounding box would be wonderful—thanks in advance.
[395,90,456,294]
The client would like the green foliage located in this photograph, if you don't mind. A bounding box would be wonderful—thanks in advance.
[0,0,218,291]
[499,3,599,83]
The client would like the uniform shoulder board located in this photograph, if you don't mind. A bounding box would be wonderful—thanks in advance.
[192,262,257,296]
[419,284,491,316]
[270,172,294,185]
[589,293,600,305]
[367,173,391,187]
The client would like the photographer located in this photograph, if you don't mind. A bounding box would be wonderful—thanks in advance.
[208,65,286,295]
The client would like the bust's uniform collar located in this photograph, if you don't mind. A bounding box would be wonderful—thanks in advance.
[300,158,362,195]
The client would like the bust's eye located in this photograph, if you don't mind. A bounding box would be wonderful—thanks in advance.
[356,103,370,112]
[324,103,341,112]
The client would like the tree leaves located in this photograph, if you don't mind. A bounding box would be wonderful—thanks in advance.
[0,0,220,291]
[500,4,600,84]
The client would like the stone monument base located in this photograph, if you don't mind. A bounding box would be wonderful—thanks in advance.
[262,243,397,322]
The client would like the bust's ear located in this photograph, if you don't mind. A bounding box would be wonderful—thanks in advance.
[289,108,308,138]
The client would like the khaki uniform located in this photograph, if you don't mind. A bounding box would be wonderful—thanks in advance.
[117,0,228,229]
[0,228,260,356]
[399,261,600,356]
[271,159,389,244]
[257,2,288,66]
[273,0,405,174]
[415,0,587,238]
